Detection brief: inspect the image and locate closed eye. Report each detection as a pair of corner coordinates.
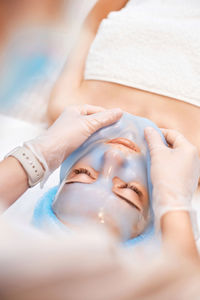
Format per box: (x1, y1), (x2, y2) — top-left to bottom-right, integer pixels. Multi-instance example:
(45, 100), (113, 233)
(113, 182), (144, 212)
(121, 183), (143, 198)
(116, 194), (141, 211)
(65, 167), (98, 184)
(73, 168), (94, 179)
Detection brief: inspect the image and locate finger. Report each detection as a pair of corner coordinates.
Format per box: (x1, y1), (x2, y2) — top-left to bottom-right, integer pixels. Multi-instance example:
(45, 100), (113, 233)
(85, 108), (123, 132)
(76, 104), (106, 115)
(161, 129), (189, 148)
(144, 127), (165, 153)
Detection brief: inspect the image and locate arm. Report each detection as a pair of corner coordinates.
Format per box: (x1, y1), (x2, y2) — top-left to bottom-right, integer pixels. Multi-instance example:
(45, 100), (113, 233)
(0, 157), (29, 209)
(145, 128), (200, 261)
(48, 0), (128, 122)
(0, 106), (122, 210)
(161, 211), (198, 260)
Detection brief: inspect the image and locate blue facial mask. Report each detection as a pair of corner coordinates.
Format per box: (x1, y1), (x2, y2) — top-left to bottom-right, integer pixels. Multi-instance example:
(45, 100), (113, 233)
(52, 113), (163, 242)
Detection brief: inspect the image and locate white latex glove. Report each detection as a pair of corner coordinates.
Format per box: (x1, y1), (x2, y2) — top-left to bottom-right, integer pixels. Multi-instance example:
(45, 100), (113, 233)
(25, 105), (122, 183)
(144, 127), (200, 223)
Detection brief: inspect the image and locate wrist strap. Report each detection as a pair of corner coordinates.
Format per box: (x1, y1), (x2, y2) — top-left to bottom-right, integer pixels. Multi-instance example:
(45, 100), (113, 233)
(6, 146), (45, 187)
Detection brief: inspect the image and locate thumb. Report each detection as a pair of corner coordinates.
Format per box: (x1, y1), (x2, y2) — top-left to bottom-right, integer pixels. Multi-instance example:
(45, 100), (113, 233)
(85, 108), (123, 133)
(144, 127), (165, 153)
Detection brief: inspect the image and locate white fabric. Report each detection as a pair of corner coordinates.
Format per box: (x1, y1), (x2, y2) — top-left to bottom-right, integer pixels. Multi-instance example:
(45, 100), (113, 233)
(85, 0), (200, 107)
(0, 114), (43, 154)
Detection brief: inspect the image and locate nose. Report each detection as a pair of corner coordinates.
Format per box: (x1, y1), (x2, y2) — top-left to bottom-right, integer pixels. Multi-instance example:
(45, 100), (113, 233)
(102, 149), (125, 179)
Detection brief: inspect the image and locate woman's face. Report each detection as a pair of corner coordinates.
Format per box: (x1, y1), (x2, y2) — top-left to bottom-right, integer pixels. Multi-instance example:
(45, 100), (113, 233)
(53, 120), (151, 241)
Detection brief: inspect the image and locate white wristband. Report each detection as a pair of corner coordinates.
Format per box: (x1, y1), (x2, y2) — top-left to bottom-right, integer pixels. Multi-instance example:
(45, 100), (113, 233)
(6, 146), (45, 187)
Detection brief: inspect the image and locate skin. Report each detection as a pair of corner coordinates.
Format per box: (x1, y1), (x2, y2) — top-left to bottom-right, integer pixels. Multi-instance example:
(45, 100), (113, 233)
(0, 0), (63, 27)
(161, 211), (199, 261)
(0, 157), (29, 209)
(47, 0), (200, 156)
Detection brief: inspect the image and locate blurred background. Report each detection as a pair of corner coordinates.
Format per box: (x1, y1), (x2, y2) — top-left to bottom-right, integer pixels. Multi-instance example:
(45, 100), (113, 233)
(0, 0), (96, 127)
(0, 0), (97, 220)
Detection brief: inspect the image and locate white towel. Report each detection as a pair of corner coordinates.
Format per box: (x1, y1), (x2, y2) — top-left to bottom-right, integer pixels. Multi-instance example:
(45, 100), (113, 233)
(85, 0), (200, 107)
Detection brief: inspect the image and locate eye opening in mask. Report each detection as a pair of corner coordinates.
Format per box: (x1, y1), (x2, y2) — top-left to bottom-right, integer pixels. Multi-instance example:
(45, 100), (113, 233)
(112, 177), (147, 213)
(120, 183), (143, 197)
(65, 166), (99, 184)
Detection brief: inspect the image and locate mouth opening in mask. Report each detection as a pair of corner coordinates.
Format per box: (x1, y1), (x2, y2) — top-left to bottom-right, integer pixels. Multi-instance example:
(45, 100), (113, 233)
(106, 137), (141, 153)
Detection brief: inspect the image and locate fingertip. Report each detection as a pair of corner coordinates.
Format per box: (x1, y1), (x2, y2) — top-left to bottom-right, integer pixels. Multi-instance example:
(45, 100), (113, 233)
(144, 127), (164, 152)
(86, 108), (123, 132)
(111, 108), (123, 117)
(144, 127), (156, 138)
(88, 104), (105, 112)
(144, 128), (151, 145)
(160, 128), (167, 135)
(106, 108), (123, 122)
(159, 128), (186, 148)
(144, 126), (154, 133)
(80, 104), (106, 115)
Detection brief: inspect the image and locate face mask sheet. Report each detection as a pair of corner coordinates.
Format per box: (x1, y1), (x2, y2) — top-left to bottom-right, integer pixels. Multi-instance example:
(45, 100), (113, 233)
(32, 113), (164, 245)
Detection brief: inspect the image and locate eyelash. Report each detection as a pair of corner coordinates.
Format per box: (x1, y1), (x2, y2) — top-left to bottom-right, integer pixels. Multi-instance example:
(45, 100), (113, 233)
(73, 168), (92, 177)
(72, 170), (142, 197)
(121, 183), (142, 197)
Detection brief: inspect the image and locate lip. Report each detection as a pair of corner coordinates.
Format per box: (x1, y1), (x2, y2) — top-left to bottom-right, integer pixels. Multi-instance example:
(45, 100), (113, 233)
(106, 138), (140, 153)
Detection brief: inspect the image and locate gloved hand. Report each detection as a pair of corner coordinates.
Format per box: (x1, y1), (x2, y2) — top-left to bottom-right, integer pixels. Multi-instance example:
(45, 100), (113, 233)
(144, 127), (200, 224)
(25, 105), (122, 183)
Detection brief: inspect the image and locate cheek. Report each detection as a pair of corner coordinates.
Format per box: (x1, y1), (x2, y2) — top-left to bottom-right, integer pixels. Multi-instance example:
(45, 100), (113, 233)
(117, 201), (149, 238)
(53, 184), (148, 240)
(53, 186), (102, 216)
(103, 198), (148, 240)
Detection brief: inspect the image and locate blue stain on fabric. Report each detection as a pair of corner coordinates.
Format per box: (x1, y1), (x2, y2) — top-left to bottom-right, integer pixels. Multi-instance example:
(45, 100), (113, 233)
(0, 54), (49, 108)
(32, 186), (68, 234)
(124, 222), (155, 247)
